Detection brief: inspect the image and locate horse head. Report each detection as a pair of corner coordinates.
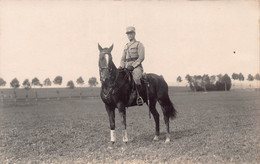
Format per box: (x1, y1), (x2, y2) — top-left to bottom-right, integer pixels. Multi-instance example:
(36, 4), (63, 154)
(98, 44), (114, 84)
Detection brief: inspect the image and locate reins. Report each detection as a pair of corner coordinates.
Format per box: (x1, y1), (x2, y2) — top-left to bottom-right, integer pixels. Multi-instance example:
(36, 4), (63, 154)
(102, 69), (130, 98)
(111, 69), (130, 95)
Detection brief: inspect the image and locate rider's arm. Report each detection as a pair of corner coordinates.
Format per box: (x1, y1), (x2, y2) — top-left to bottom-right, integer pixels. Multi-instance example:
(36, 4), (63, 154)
(132, 42), (145, 68)
(120, 47), (127, 68)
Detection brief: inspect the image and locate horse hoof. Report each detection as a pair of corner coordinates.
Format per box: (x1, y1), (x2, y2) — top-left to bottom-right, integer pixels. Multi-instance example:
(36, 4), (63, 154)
(165, 138), (170, 143)
(153, 136), (159, 141)
(108, 142), (115, 149)
(123, 138), (128, 143)
(123, 142), (128, 148)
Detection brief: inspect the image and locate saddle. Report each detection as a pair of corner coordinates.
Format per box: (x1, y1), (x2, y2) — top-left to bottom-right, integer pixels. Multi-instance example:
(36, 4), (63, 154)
(127, 73), (149, 107)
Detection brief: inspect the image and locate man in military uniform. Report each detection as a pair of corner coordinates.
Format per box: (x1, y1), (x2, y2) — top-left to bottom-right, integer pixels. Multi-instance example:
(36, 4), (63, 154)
(119, 26), (145, 90)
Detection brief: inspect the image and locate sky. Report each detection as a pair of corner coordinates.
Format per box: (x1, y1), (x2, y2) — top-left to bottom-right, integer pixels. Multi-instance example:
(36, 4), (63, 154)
(0, 0), (259, 87)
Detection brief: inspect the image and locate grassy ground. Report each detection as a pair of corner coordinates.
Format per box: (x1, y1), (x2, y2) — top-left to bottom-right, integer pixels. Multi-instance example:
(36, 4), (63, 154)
(0, 89), (259, 163)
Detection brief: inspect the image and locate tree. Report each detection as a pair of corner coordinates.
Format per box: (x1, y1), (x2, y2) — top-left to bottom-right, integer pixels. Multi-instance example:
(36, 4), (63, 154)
(10, 78), (20, 88)
(53, 76), (63, 85)
(67, 80), (75, 89)
(247, 74), (254, 88)
(185, 74), (192, 86)
(176, 76), (182, 85)
(215, 74), (232, 91)
(232, 73), (239, 87)
(88, 77), (98, 87)
(32, 77), (42, 87)
(210, 75), (216, 84)
(232, 73), (239, 81)
(76, 76), (84, 99)
(255, 73), (260, 81)
(193, 75), (203, 91)
(238, 73), (244, 81)
(202, 74), (210, 91)
(255, 73), (260, 89)
(247, 74), (254, 81)
(22, 79), (31, 90)
(22, 79), (31, 100)
(185, 74), (192, 83)
(207, 75), (217, 90)
(238, 73), (244, 88)
(53, 76), (62, 100)
(0, 78), (6, 87)
(43, 78), (52, 87)
(76, 76), (85, 86)
(185, 74), (232, 92)
(185, 74), (195, 91)
(215, 74), (223, 90)
(217, 74), (223, 81)
(43, 78), (51, 100)
(222, 74), (232, 91)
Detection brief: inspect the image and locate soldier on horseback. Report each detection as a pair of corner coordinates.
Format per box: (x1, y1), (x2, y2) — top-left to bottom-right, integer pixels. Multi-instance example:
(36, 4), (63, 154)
(119, 26), (145, 105)
(98, 40), (176, 144)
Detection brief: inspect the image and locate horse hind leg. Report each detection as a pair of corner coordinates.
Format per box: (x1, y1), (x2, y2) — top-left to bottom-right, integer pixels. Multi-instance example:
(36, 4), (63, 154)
(158, 100), (170, 143)
(163, 111), (171, 143)
(158, 97), (176, 143)
(149, 99), (160, 141)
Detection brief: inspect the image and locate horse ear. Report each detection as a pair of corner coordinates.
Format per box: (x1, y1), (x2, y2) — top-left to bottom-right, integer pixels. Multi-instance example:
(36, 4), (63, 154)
(108, 44), (113, 52)
(98, 43), (103, 52)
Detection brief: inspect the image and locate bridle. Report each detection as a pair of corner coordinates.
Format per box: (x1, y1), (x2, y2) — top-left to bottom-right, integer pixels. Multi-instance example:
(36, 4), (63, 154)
(99, 66), (113, 82)
(99, 52), (113, 82)
(99, 52), (131, 100)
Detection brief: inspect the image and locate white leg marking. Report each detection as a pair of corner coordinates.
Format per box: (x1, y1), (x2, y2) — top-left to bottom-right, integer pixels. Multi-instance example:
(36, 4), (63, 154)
(153, 135), (159, 141)
(122, 130), (128, 142)
(110, 130), (116, 142)
(165, 137), (170, 143)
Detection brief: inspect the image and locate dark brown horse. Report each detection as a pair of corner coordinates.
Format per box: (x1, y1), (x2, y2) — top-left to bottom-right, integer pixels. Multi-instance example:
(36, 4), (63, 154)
(98, 44), (176, 144)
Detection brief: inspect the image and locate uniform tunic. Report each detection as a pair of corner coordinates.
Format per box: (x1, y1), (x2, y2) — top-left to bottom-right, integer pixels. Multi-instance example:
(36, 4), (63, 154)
(120, 40), (145, 85)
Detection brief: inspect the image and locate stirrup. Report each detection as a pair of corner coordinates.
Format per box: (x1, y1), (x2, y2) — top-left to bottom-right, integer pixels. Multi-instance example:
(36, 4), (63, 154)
(135, 83), (143, 106)
(136, 96), (144, 106)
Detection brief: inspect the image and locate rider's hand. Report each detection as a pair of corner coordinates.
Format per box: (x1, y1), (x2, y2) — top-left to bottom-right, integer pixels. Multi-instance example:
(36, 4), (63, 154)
(127, 65), (134, 71)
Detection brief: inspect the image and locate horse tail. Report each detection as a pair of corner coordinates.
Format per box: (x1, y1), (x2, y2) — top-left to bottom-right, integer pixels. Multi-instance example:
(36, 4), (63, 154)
(162, 96), (177, 120)
(156, 76), (177, 120)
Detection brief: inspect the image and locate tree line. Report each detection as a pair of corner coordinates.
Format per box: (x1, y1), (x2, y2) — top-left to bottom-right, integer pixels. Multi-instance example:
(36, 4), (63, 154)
(176, 73), (260, 91)
(0, 76), (99, 89)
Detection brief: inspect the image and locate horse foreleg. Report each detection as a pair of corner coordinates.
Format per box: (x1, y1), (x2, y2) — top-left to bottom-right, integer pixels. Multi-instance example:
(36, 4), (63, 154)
(118, 104), (128, 143)
(105, 104), (116, 143)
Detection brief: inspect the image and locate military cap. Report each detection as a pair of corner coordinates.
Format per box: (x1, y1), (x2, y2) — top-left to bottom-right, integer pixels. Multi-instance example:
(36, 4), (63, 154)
(126, 26), (136, 34)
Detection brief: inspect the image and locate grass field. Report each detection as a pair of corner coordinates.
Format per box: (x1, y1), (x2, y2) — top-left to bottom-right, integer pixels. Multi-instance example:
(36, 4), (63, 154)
(0, 88), (259, 163)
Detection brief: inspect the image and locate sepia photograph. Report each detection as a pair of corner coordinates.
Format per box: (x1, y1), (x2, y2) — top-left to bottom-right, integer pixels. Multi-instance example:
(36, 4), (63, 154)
(0, 0), (259, 163)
